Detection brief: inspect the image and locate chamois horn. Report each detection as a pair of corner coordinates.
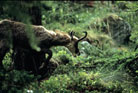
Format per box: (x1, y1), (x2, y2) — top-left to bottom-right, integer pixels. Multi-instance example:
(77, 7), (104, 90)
(75, 31), (87, 55)
(77, 31), (87, 42)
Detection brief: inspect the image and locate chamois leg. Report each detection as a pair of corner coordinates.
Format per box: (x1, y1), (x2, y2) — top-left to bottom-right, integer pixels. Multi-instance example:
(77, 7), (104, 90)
(39, 49), (52, 70)
(45, 49), (52, 64)
(29, 50), (46, 75)
(38, 49), (52, 81)
(13, 48), (41, 74)
(12, 48), (28, 70)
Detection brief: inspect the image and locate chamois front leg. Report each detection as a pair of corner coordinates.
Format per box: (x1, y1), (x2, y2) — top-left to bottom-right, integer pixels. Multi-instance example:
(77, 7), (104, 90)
(45, 49), (52, 63)
(39, 49), (52, 70)
(38, 49), (52, 80)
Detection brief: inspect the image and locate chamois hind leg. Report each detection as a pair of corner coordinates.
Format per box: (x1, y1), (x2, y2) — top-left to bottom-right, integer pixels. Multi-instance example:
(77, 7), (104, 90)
(0, 40), (9, 69)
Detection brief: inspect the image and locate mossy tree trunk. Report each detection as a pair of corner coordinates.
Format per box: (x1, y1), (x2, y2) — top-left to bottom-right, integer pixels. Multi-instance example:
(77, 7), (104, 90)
(12, 3), (46, 76)
(0, 1), (47, 77)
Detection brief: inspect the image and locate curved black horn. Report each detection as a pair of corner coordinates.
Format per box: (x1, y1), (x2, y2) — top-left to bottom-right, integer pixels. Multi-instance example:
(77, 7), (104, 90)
(77, 31), (87, 42)
(74, 31), (87, 55)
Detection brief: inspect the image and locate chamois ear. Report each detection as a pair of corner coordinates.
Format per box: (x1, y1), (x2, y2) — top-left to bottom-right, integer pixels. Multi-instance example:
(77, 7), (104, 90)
(69, 31), (75, 40)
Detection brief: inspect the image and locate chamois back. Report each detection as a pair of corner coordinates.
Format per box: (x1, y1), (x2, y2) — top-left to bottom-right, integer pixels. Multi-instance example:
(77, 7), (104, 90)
(0, 19), (73, 49)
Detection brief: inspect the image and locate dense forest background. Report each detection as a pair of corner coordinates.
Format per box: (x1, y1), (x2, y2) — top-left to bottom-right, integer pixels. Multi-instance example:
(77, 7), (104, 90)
(0, 1), (138, 92)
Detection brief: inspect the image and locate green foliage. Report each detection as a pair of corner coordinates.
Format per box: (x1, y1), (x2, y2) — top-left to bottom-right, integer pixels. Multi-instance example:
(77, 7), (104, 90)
(39, 71), (125, 93)
(130, 27), (138, 42)
(1, 1), (138, 92)
(42, 1), (112, 33)
(42, 1), (88, 24)
(0, 70), (37, 92)
(2, 50), (13, 70)
(116, 2), (138, 47)
(50, 41), (138, 92)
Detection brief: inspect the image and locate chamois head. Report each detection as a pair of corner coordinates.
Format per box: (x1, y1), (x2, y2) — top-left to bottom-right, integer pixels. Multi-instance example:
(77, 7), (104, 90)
(66, 31), (87, 56)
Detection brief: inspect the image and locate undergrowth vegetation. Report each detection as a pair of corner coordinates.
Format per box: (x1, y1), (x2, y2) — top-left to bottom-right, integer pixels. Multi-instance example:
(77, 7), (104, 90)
(0, 1), (138, 92)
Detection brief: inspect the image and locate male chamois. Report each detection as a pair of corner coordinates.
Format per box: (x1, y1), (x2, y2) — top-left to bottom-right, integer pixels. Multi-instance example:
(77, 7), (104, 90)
(0, 19), (87, 69)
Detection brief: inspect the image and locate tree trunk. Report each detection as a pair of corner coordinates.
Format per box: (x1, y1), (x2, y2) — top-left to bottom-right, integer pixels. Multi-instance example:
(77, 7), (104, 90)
(29, 6), (42, 25)
(12, 2), (47, 78)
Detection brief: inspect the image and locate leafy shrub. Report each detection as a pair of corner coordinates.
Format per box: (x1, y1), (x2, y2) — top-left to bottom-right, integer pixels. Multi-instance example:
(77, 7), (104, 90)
(0, 70), (37, 92)
(40, 71), (125, 93)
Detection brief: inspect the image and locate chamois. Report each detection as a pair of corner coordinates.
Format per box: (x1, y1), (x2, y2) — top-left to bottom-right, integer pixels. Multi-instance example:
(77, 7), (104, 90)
(0, 19), (87, 69)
